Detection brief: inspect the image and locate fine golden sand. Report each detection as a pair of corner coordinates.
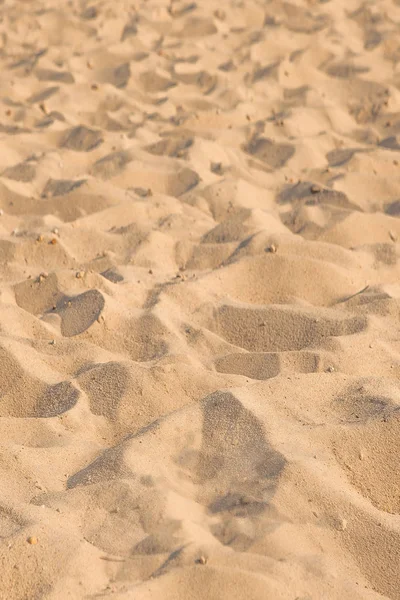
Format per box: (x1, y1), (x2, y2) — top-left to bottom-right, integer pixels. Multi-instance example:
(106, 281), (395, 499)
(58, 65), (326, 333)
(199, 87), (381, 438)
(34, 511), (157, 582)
(0, 0), (399, 598)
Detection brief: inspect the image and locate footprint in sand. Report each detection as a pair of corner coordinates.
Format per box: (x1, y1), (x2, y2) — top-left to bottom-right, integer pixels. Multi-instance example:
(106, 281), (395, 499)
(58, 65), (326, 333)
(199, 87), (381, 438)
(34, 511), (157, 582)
(56, 289), (105, 337)
(61, 125), (103, 151)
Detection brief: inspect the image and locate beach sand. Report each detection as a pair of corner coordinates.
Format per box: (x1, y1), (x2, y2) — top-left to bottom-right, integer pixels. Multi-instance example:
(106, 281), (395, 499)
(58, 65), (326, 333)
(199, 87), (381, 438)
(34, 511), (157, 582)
(0, 0), (399, 598)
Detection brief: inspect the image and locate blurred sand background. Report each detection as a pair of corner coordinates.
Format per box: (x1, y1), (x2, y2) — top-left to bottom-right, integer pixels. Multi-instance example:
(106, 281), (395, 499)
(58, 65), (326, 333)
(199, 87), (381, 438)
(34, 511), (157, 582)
(0, 0), (399, 598)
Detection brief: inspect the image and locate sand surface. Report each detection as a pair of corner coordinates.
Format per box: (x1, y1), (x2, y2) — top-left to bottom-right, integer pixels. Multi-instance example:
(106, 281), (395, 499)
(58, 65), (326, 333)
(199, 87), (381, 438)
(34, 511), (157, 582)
(0, 0), (399, 598)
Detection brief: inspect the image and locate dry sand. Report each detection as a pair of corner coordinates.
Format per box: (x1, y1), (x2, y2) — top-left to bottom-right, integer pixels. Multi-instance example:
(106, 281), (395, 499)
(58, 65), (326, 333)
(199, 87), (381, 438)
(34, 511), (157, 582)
(0, 0), (399, 598)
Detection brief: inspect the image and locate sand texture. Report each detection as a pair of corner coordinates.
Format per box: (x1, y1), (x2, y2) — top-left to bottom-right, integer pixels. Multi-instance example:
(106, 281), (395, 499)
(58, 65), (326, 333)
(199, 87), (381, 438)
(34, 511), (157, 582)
(0, 0), (399, 598)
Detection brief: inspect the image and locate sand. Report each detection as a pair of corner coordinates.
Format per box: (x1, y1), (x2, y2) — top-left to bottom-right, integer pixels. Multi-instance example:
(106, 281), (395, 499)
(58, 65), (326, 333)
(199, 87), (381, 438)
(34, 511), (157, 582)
(0, 0), (399, 598)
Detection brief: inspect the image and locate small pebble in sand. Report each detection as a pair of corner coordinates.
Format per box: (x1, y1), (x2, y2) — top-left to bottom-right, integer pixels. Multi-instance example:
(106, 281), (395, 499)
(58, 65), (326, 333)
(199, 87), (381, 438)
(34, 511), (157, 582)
(0, 209), (3, 216)
(50, 238), (57, 245)
(39, 272), (48, 283)
(214, 9), (226, 20)
(27, 536), (38, 545)
(266, 244), (277, 253)
(311, 184), (321, 194)
(76, 271), (85, 279)
(37, 234), (44, 243)
(197, 556), (207, 565)
(326, 366), (335, 372)
(49, 340), (56, 345)
(52, 228), (59, 235)
(211, 162), (224, 175)
(389, 230), (397, 242)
